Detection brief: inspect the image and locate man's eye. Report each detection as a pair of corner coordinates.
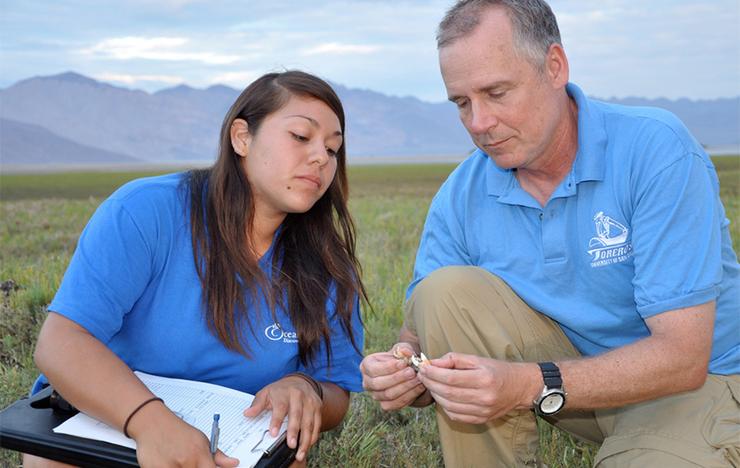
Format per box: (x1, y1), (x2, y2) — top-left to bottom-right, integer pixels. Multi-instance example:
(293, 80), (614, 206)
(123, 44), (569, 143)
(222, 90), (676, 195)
(291, 132), (309, 142)
(455, 100), (468, 109)
(489, 91), (506, 99)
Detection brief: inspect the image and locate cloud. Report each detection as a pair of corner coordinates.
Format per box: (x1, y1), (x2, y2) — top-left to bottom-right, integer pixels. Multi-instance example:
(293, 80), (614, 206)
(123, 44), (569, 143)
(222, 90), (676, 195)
(301, 42), (381, 56)
(80, 36), (240, 65)
(94, 72), (185, 85)
(208, 71), (260, 88)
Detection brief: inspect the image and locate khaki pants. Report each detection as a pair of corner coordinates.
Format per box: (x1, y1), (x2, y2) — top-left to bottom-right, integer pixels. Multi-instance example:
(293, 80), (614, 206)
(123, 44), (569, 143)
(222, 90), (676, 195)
(405, 266), (740, 467)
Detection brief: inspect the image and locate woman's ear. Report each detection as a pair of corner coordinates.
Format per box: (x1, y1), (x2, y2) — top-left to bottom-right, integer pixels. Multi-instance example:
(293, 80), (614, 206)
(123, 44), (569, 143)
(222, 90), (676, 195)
(230, 118), (251, 157)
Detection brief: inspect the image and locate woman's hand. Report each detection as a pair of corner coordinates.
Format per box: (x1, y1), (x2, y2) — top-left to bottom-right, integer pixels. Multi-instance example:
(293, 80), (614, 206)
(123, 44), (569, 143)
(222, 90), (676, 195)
(129, 400), (239, 467)
(243, 374), (323, 463)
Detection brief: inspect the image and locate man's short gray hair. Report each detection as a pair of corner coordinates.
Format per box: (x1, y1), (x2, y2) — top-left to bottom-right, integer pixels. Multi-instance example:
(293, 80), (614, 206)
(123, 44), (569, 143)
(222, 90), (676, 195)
(437, 0), (562, 68)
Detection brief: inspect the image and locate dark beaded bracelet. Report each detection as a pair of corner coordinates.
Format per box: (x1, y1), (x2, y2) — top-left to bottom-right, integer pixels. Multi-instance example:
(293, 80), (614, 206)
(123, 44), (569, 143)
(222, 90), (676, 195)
(285, 372), (324, 401)
(122, 397), (164, 438)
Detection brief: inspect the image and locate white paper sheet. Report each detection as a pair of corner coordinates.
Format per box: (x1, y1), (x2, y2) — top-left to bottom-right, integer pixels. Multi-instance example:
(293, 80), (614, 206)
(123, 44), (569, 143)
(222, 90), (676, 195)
(53, 371), (287, 467)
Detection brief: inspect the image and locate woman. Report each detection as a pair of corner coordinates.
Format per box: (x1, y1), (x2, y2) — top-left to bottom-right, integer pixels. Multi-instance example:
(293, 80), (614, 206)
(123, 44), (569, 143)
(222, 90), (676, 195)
(27, 70), (367, 467)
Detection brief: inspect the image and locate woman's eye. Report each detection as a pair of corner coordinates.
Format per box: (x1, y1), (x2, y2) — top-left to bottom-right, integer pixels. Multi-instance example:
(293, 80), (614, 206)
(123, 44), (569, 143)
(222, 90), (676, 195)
(291, 132), (309, 142)
(326, 147), (338, 158)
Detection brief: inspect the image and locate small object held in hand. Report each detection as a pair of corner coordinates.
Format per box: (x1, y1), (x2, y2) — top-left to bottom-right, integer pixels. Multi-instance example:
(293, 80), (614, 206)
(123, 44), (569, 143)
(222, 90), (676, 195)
(393, 348), (429, 372)
(210, 413), (220, 455)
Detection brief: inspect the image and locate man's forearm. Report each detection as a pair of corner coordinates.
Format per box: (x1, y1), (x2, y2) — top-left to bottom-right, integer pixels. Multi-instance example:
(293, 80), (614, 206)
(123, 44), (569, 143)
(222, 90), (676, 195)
(546, 303), (714, 410)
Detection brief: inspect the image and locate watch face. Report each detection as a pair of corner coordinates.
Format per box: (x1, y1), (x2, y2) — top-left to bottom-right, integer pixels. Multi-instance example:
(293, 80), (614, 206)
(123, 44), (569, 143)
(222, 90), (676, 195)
(539, 393), (564, 414)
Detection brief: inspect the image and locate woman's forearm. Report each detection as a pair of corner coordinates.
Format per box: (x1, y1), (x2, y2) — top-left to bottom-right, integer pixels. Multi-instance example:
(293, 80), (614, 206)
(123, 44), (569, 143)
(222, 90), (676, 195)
(34, 312), (157, 433)
(318, 382), (350, 430)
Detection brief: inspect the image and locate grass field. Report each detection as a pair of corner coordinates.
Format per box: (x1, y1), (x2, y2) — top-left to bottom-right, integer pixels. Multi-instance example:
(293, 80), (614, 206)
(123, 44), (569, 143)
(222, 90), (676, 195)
(1, 156), (738, 467)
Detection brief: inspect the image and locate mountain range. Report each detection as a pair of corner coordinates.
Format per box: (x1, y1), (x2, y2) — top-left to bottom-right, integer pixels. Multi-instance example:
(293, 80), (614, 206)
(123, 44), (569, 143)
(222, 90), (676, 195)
(1, 72), (738, 166)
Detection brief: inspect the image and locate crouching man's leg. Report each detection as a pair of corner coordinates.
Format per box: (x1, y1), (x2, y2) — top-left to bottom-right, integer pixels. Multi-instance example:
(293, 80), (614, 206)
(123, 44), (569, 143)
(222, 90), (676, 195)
(593, 373), (740, 467)
(405, 266), (603, 467)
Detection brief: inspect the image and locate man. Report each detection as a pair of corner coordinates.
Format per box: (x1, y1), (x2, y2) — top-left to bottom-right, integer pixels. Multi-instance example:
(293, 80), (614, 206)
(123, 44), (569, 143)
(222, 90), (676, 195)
(360, 0), (740, 466)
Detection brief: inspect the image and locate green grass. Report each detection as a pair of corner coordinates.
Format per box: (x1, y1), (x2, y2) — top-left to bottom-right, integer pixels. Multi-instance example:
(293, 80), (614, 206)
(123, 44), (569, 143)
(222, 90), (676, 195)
(1, 156), (738, 466)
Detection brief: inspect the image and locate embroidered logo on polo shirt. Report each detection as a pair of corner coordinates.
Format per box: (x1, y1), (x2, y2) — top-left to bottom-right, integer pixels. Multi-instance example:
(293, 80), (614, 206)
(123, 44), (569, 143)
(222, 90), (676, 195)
(587, 212), (633, 267)
(264, 323), (298, 344)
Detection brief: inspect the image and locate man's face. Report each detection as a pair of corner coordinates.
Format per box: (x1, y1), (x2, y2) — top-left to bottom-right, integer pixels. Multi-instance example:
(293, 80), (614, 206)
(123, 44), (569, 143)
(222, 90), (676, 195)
(439, 7), (566, 171)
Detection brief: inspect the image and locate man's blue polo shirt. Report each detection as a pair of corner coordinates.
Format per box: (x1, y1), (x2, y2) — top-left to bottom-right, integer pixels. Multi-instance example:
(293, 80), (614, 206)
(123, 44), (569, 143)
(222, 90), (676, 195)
(408, 83), (739, 375)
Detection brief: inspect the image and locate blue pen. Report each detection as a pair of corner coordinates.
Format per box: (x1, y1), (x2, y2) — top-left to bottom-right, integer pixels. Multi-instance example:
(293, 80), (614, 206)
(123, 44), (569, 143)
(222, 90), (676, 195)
(209, 414), (220, 455)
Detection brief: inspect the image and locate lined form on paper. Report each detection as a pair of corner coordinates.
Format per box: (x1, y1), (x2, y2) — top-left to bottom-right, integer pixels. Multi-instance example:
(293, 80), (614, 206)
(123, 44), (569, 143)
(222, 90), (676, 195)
(53, 371), (287, 467)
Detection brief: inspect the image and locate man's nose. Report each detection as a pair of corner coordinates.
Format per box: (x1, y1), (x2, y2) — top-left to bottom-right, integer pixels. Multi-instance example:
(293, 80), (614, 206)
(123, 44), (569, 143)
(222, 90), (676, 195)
(467, 101), (498, 135)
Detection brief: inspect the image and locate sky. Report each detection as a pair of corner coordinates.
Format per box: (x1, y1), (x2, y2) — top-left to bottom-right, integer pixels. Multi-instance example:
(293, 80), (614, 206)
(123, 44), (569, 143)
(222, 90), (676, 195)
(1, 0), (739, 102)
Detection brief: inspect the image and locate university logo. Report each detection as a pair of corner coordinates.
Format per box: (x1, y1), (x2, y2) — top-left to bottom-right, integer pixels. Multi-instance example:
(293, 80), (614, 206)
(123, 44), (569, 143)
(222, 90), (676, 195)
(587, 212), (633, 267)
(264, 323), (298, 344)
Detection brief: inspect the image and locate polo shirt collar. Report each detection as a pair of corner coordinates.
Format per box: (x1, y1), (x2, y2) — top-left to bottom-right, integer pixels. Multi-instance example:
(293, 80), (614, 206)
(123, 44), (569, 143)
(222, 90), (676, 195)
(485, 82), (607, 201)
(569, 83), (607, 184)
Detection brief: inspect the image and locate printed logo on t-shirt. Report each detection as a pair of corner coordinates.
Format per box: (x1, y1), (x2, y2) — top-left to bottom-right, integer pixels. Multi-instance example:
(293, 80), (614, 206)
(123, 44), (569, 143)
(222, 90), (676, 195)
(264, 323), (298, 344)
(587, 212), (633, 267)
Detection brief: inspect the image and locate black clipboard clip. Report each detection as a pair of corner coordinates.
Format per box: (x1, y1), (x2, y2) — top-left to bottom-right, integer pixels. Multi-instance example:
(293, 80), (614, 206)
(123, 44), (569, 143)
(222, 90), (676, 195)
(251, 429), (287, 456)
(29, 386), (78, 415)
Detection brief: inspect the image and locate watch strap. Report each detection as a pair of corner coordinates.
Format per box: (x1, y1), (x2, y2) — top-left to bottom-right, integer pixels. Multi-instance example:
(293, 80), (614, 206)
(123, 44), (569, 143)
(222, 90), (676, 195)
(537, 362), (563, 389)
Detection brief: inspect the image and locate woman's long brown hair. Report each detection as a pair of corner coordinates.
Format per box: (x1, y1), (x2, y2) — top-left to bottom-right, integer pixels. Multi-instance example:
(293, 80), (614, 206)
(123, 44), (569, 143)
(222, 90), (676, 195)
(185, 71), (367, 366)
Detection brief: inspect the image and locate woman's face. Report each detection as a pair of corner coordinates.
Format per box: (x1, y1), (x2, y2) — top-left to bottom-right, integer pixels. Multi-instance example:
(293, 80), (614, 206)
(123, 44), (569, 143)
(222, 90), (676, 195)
(235, 95), (342, 221)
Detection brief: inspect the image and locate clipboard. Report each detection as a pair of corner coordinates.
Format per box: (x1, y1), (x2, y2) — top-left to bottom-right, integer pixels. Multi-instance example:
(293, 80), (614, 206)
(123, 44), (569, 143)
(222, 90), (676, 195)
(0, 387), (296, 467)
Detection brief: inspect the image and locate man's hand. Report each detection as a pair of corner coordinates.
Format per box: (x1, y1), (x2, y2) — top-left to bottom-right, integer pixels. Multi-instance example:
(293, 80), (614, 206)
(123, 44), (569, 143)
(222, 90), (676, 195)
(418, 353), (541, 424)
(360, 343), (429, 410)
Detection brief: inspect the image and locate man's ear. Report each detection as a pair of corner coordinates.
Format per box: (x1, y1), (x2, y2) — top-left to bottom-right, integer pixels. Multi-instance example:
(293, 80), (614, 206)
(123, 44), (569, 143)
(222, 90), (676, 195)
(230, 118), (251, 157)
(545, 43), (569, 89)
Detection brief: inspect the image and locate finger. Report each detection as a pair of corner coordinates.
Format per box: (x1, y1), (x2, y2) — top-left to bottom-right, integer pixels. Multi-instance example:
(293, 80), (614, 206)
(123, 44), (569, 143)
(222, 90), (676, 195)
(430, 390), (488, 417)
(364, 366), (417, 393)
(390, 342), (416, 358)
(244, 392), (268, 417)
(429, 352), (478, 370)
(371, 371), (423, 402)
(295, 399), (316, 461)
(380, 381), (427, 411)
(309, 404), (322, 447)
(285, 392), (303, 448)
(419, 362), (480, 388)
(360, 353), (409, 379)
(214, 449), (240, 467)
(269, 398), (289, 438)
(428, 353), (456, 369)
(418, 371), (460, 402)
(194, 444), (218, 468)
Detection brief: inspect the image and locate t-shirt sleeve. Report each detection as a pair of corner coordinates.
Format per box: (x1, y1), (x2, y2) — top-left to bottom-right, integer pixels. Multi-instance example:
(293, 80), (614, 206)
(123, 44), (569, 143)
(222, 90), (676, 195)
(630, 152), (723, 317)
(49, 197), (155, 343)
(297, 295), (364, 393)
(406, 186), (471, 300)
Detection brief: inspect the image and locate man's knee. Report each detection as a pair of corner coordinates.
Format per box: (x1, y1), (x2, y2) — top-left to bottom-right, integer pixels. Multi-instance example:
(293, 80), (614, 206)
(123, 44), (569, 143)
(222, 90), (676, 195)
(409, 265), (536, 329)
(409, 265), (505, 313)
(405, 266), (534, 358)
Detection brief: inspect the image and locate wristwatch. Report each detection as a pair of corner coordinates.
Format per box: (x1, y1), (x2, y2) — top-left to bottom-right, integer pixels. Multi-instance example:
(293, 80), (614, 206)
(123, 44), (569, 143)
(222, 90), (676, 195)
(534, 362), (566, 416)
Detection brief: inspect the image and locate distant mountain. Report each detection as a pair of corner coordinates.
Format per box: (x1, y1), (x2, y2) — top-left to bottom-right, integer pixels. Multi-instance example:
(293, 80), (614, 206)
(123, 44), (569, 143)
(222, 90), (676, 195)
(600, 96), (740, 148)
(0, 71), (737, 167)
(0, 117), (141, 165)
(0, 72), (219, 162)
(332, 83), (472, 156)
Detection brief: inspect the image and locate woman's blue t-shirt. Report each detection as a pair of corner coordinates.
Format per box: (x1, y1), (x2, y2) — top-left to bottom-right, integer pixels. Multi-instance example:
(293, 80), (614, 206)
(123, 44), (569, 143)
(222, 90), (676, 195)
(39, 173), (364, 394)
